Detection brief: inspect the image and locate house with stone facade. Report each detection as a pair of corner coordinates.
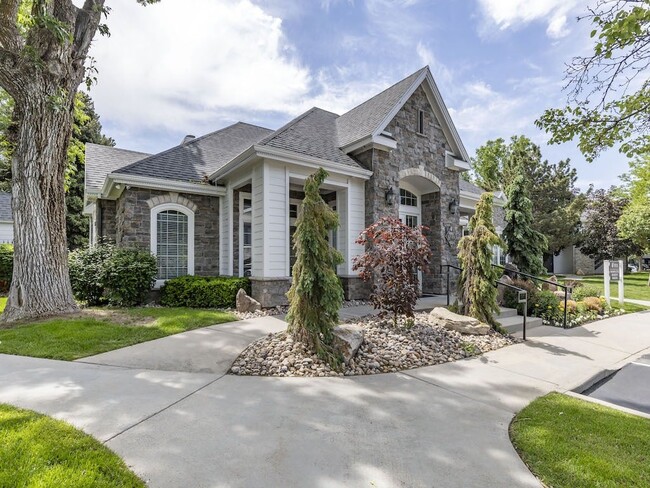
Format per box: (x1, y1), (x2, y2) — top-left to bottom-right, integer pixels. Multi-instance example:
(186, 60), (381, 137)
(85, 66), (486, 307)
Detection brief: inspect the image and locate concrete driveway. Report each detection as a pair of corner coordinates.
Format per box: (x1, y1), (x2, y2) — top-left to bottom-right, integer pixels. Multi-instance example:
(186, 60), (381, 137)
(1, 311), (650, 487)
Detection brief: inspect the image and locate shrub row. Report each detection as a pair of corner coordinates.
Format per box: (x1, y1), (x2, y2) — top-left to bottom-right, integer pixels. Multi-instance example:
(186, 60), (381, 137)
(0, 243), (13, 293)
(69, 244), (157, 306)
(160, 275), (251, 309)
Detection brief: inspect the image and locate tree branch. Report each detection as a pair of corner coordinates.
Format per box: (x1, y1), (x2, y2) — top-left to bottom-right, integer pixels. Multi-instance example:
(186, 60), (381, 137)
(0, 0), (22, 52)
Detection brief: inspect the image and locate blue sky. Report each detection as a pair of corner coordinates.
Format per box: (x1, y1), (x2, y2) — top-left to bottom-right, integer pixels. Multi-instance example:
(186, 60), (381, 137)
(88, 0), (629, 190)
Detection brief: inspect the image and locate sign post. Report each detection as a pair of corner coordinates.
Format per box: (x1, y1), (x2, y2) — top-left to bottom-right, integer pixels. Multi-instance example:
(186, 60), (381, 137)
(604, 260), (625, 306)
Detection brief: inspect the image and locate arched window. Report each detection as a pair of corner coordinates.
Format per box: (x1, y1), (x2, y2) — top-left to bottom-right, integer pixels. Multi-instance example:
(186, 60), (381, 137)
(150, 203), (195, 286)
(400, 188), (418, 207)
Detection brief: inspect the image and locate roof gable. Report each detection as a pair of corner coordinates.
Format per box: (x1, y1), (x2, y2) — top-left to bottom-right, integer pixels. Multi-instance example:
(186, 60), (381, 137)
(257, 108), (362, 169)
(85, 144), (150, 195)
(114, 123), (273, 183)
(336, 66), (469, 162)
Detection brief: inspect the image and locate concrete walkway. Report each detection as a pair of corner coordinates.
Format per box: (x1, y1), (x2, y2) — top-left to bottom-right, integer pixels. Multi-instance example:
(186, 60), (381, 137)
(1, 311), (649, 487)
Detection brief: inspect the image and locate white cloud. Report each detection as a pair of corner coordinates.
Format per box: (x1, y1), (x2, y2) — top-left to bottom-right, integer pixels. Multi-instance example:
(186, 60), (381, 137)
(476, 0), (585, 38)
(90, 0), (311, 135)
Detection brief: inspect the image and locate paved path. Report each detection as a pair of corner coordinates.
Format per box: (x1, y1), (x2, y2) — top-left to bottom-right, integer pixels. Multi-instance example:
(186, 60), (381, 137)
(1, 310), (649, 487)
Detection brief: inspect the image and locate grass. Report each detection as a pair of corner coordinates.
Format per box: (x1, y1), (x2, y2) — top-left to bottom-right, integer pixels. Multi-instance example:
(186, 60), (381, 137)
(0, 306), (236, 360)
(611, 301), (649, 313)
(510, 392), (650, 488)
(574, 272), (650, 302)
(0, 404), (144, 487)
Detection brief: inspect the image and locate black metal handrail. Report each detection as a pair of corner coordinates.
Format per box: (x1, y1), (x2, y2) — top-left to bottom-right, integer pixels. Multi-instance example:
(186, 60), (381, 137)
(440, 264), (462, 306)
(492, 264), (572, 329)
(495, 281), (528, 340)
(440, 263), (529, 340)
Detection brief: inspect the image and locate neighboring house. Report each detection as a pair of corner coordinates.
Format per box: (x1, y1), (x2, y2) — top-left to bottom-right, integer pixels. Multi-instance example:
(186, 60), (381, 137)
(84, 66), (474, 306)
(552, 246), (604, 275)
(0, 192), (13, 243)
(458, 179), (507, 265)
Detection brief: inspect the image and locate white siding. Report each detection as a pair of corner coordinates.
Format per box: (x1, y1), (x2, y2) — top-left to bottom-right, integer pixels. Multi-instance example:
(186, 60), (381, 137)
(347, 178), (365, 275)
(219, 189), (231, 275)
(263, 161), (288, 277)
(251, 163), (264, 277)
(0, 222), (13, 243)
(336, 189), (348, 275)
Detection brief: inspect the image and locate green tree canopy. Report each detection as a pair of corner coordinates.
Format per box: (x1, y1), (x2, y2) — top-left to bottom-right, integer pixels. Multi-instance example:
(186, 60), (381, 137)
(537, 0), (650, 161)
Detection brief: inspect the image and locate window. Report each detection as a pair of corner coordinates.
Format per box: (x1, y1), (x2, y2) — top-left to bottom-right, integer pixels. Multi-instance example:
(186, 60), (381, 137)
(400, 188), (418, 207)
(239, 192), (252, 277)
(417, 109), (425, 134)
(155, 210), (189, 280)
(289, 203), (298, 219)
(405, 215), (418, 228)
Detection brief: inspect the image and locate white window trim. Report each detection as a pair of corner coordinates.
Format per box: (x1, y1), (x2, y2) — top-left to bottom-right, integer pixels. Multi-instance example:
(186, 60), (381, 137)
(239, 192), (252, 278)
(150, 202), (195, 289)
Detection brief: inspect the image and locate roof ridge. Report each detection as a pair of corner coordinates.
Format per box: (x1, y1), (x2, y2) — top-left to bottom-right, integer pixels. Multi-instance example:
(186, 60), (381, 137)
(339, 66), (427, 118)
(258, 107), (321, 145)
(86, 143), (151, 156)
(113, 122), (259, 176)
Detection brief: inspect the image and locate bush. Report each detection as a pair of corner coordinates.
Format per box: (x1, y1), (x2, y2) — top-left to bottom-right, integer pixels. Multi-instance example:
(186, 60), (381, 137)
(560, 299), (578, 314)
(582, 296), (603, 312)
(354, 216), (432, 325)
(69, 243), (157, 306)
(532, 290), (561, 323)
(69, 244), (115, 305)
(503, 278), (539, 315)
(160, 275), (251, 308)
(102, 248), (157, 306)
(572, 284), (602, 301)
(0, 243), (13, 292)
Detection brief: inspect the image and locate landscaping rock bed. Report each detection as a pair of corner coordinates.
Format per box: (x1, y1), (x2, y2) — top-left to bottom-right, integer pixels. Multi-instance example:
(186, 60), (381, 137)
(231, 299), (371, 321)
(230, 312), (517, 377)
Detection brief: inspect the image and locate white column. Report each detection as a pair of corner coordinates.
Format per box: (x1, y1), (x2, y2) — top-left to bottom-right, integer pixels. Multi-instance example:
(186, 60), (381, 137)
(618, 259), (625, 305)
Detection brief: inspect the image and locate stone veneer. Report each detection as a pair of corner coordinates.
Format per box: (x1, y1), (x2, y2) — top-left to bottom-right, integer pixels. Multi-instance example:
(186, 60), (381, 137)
(354, 84), (461, 294)
(100, 187), (220, 276)
(98, 199), (117, 242)
(250, 278), (291, 308)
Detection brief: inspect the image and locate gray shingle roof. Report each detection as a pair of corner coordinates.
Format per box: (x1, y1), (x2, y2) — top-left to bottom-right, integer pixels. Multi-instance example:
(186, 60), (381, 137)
(336, 67), (427, 148)
(85, 144), (150, 195)
(258, 108), (362, 168)
(0, 192), (11, 221)
(115, 123), (273, 182)
(459, 179), (484, 196)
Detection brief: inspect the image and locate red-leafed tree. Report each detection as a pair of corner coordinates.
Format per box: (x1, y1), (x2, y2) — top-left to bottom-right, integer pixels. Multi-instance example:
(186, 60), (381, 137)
(353, 217), (432, 325)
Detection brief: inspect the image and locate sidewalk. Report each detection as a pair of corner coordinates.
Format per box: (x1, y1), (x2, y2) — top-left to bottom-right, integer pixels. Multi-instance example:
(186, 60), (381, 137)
(1, 310), (649, 487)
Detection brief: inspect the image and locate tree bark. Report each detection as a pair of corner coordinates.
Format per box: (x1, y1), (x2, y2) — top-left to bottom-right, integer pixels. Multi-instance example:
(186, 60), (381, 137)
(1, 81), (78, 322)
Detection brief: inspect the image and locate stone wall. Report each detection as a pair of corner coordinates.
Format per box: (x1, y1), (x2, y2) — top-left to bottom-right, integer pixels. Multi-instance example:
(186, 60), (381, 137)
(113, 187), (220, 276)
(354, 84), (461, 293)
(339, 276), (371, 300)
(98, 199), (117, 243)
(492, 205), (506, 231)
(573, 248), (597, 275)
(250, 278), (290, 308)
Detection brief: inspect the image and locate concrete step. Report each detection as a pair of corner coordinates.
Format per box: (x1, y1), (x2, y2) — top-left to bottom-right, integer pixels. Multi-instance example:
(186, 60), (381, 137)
(497, 307), (519, 319)
(498, 314), (544, 336)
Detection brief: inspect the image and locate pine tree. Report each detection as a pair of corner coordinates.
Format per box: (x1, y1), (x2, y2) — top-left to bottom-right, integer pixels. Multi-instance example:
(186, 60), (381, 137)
(286, 168), (344, 366)
(457, 193), (502, 328)
(503, 175), (548, 275)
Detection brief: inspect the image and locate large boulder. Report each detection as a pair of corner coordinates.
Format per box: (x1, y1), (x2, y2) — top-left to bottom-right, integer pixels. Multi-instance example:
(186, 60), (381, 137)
(236, 288), (261, 313)
(429, 307), (490, 335)
(332, 324), (364, 364)
(542, 275), (558, 292)
(497, 274), (513, 305)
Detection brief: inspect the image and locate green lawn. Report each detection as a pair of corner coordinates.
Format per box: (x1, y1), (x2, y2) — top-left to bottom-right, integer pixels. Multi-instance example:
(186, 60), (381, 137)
(510, 392), (650, 488)
(575, 272), (650, 302)
(0, 404), (144, 487)
(0, 306), (236, 360)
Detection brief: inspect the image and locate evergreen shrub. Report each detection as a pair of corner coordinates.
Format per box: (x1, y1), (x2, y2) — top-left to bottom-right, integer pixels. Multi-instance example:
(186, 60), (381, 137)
(0, 243), (13, 293)
(160, 275), (250, 309)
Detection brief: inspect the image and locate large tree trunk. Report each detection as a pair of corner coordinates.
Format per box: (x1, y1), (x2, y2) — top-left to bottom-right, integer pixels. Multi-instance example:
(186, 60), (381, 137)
(1, 83), (78, 322)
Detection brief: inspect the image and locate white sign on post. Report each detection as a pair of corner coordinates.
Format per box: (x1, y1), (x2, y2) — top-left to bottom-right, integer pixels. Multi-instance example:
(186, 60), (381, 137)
(604, 260), (625, 306)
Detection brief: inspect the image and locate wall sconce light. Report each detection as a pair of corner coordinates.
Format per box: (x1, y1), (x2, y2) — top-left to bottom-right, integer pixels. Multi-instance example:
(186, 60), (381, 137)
(448, 198), (458, 215)
(385, 187), (396, 206)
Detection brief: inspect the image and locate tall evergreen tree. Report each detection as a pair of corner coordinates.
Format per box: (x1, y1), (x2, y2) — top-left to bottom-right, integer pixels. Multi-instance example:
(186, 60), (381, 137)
(286, 168), (344, 366)
(503, 175), (548, 275)
(457, 193), (501, 328)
